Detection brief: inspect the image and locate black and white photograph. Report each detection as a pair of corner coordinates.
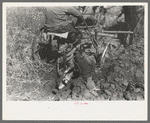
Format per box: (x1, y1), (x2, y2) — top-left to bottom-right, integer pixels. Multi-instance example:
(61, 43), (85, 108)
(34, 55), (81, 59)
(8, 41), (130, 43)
(3, 2), (148, 120)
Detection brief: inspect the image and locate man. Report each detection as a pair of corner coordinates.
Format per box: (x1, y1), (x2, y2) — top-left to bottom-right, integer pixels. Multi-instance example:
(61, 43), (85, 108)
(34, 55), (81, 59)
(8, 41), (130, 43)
(43, 6), (84, 44)
(40, 7), (98, 93)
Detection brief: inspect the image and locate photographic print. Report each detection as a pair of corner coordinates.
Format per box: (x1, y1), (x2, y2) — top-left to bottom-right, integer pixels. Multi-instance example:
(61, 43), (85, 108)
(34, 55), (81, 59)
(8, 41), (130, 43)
(3, 2), (148, 120)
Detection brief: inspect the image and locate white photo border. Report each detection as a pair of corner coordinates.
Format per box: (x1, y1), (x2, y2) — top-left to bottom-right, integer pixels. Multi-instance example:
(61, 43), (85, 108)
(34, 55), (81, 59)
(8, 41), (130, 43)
(2, 2), (148, 121)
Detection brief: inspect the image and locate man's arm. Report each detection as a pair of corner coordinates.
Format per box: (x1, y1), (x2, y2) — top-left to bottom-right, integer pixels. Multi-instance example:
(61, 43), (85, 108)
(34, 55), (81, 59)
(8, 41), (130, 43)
(66, 6), (85, 26)
(66, 7), (83, 18)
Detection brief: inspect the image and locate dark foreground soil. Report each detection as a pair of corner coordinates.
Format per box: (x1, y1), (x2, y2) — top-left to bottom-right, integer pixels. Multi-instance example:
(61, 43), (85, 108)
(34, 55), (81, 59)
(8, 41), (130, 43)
(7, 36), (144, 101)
